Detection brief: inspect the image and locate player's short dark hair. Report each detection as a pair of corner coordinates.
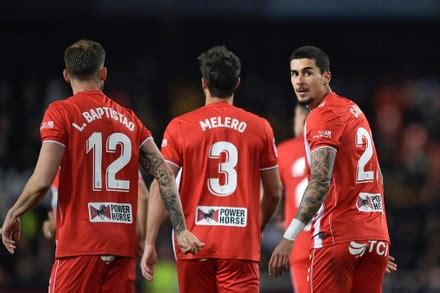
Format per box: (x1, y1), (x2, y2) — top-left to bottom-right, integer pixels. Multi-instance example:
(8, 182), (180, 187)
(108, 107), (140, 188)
(198, 46), (241, 98)
(290, 46), (330, 74)
(64, 39), (106, 80)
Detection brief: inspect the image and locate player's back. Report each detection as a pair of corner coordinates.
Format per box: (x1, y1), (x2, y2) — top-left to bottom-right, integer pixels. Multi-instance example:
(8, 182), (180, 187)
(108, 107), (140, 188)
(305, 93), (389, 248)
(41, 90), (150, 258)
(162, 101), (278, 261)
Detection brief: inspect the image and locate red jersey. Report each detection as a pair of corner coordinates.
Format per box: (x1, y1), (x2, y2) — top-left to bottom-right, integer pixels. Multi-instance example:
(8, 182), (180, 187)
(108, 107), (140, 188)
(161, 101), (278, 261)
(277, 137), (312, 263)
(305, 92), (389, 248)
(40, 90), (151, 258)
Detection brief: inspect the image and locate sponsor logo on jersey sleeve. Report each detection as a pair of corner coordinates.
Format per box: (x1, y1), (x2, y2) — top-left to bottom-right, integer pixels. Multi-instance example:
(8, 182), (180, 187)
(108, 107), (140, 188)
(312, 130), (332, 139)
(40, 121), (54, 130)
(195, 206), (247, 227)
(356, 193), (383, 212)
(88, 202), (133, 224)
(161, 139), (168, 147)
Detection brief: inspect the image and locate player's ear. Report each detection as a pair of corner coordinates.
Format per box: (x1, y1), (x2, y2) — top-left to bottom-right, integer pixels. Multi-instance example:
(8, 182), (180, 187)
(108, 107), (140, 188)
(323, 71), (331, 85)
(63, 69), (70, 83)
(201, 78), (208, 90)
(234, 77), (241, 90)
(99, 67), (108, 82)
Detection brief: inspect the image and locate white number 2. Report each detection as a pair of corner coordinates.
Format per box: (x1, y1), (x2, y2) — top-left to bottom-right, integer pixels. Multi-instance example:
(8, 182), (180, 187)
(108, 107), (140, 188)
(207, 141), (238, 196)
(86, 132), (132, 192)
(356, 127), (374, 182)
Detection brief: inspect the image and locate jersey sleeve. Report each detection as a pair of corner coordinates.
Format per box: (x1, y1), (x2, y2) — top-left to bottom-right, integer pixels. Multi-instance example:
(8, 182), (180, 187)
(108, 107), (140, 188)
(306, 107), (344, 151)
(260, 119), (278, 170)
(130, 112), (152, 148)
(40, 102), (68, 146)
(160, 119), (182, 168)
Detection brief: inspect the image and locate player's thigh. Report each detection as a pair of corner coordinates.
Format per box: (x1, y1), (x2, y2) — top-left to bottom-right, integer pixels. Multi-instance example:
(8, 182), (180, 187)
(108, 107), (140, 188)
(290, 258), (309, 293)
(49, 256), (106, 293)
(310, 244), (355, 293)
(176, 259), (217, 293)
(352, 241), (389, 293)
(216, 259), (259, 293)
(101, 256), (134, 293)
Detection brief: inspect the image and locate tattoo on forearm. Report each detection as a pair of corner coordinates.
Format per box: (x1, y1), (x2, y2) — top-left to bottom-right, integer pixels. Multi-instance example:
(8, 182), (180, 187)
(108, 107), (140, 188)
(296, 147), (336, 224)
(140, 150), (186, 233)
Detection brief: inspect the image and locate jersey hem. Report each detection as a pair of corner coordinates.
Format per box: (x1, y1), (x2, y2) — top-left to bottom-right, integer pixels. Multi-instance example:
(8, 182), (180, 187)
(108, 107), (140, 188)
(312, 237), (390, 249)
(55, 250), (135, 259)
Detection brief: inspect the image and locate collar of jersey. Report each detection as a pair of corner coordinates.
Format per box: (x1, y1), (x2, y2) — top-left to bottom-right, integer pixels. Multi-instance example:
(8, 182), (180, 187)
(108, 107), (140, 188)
(75, 90), (104, 96)
(204, 100), (232, 108)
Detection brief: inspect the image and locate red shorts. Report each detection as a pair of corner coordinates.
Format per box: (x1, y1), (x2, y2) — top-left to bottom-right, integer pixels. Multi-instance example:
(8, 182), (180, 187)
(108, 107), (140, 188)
(310, 240), (389, 293)
(176, 258), (259, 293)
(49, 255), (134, 293)
(290, 257), (309, 293)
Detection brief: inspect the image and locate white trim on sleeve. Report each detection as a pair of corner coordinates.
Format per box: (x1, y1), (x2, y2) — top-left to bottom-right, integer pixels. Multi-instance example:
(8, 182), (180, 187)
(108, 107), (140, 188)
(42, 140), (65, 148)
(165, 160), (181, 169)
(260, 165), (279, 171)
(139, 136), (153, 149)
(311, 145), (337, 154)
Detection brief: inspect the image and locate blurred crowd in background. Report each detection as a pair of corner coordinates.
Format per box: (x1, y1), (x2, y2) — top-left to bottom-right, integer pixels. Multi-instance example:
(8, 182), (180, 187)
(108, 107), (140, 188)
(1, 8), (440, 293)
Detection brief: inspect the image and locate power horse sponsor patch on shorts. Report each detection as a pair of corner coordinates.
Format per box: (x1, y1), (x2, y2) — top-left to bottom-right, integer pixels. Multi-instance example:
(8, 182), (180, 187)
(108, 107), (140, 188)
(195, 206), (247, 227)
(88, 202), (133, 224)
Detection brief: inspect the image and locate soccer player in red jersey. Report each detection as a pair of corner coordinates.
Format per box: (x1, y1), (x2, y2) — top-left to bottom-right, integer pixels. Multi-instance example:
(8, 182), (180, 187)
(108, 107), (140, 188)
(269, 46), (391, 292)
(277, 104), (311, 292)
(141, 46), (282, 293)
(1, 39), (203, 292)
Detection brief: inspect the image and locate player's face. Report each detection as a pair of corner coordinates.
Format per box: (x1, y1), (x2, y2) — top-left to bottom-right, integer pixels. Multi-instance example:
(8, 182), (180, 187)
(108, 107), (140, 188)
(290, 58), (330, 109)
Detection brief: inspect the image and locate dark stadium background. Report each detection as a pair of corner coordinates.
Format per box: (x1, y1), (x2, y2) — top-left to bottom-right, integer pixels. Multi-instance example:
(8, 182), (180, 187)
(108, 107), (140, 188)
(1, 1), (439, 292)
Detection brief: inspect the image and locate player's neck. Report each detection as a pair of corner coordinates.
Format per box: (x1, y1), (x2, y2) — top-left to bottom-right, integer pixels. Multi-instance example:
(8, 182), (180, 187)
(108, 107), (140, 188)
(308, 86), (332, 110)
(70, 79), (103, 95)
(205, 95), (234, 105)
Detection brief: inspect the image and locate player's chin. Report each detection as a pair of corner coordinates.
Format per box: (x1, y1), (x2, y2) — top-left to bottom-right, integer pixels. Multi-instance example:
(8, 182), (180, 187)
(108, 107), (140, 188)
(296, 95), (312, 106)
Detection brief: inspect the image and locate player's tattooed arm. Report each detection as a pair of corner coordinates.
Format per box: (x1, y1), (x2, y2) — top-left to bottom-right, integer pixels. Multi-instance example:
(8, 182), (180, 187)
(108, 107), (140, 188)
(295, 147), (336, 225)
(140, 141), (186, 234)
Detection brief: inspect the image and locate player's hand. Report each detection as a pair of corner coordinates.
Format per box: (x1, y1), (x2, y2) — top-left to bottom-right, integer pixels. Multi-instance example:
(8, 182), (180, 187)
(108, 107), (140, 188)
(141, 244), (158, 282)
(175, 229), (205, 255)
(268, 238), (294, 277)
(386, 255), (397, 273)
(1, 212), (21, 254)
(42, 211), (56, 240)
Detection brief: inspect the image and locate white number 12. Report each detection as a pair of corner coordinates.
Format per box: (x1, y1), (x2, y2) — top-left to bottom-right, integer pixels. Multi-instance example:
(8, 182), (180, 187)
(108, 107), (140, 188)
(86, 132), (132, 192)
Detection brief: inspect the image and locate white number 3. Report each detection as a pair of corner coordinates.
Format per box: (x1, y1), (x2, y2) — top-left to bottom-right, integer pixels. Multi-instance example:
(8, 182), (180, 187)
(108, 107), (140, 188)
(207, 141), (238, 196)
